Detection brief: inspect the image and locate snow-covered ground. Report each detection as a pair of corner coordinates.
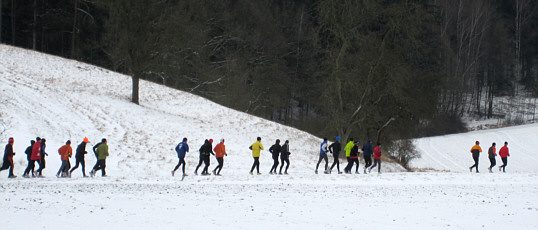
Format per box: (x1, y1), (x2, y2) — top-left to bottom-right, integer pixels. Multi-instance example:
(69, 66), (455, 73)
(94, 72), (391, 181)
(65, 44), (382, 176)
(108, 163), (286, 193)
(1, 45), (537, 229)
(412, 123), (538, 173)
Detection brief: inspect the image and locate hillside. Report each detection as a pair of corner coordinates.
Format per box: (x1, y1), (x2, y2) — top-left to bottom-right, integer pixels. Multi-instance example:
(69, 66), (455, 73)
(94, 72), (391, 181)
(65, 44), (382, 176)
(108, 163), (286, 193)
(1, 45), (537, 230)
(0, 44), (404, 179)
(412, 123), (538, 173)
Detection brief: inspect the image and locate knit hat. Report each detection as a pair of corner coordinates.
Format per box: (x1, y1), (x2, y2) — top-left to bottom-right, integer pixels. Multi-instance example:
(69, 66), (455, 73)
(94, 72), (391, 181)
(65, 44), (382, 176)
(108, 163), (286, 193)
(83, 137), (89, 143)
(336, 136), (340, 141)
(209, 139), (213, 143)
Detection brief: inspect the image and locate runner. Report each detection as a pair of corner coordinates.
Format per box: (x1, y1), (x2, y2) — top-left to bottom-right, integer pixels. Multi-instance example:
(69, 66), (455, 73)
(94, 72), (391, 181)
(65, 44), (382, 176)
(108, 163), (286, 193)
(328, 136), (342, 174)
(498, 142), (510, 172)
(0, 137), (16, 178)
(22, 140), (35, 177)
(212, 139), (227, 176)
(349, 141), (360, 174)
(315, 138), (329, 174)
(70, 137), (89, 177)
(172, 137), (189, 176)
(487, 142), (496, 173)
(369, 142), (382, 174)
(362, 140), (373, 174)
(90, 138), (109, 177)
(249, 137), (264, 175)
(56, 140), (72, 178)
(343, 138), (354, 174)
(469, 141), (482, 173)
(269, 139), (281, 175)
(279, 140), (290, 175)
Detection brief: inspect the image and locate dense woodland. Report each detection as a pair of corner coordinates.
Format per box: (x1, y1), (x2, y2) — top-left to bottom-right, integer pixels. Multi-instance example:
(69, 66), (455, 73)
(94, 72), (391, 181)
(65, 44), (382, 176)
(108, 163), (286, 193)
(1, 0), (538, 145)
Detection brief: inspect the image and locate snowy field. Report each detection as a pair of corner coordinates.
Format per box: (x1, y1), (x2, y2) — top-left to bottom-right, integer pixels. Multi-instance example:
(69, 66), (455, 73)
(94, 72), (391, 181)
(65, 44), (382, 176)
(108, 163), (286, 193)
(412, 123), (538, 173)
(1, 45), (537, 229)
(3, 173), (538, 229)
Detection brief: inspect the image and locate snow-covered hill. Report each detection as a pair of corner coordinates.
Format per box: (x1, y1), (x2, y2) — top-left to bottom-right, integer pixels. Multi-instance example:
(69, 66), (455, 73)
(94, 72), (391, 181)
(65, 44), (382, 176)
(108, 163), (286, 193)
(1, 45), (537, 230)
(412, 123), (538, 173)
(0, 45), (405, 179)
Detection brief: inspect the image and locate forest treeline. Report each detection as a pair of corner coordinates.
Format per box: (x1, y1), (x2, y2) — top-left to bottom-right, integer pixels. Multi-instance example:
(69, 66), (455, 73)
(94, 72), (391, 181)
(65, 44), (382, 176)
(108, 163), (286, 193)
(1, 0), (537, 145)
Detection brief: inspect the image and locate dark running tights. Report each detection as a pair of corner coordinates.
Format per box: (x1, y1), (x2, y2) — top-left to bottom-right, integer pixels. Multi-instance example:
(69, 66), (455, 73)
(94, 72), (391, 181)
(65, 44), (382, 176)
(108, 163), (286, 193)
(0, 160), (14, 176)
(202, 155), (210, 174)
(23, 160), (36, 175)
(351, 158), (359, 172)
(470, 153), (479, 172)
(250, 157), (260, 173)
(489, 157), (496, 169)
(316, 154), (328, 171)
(92, 159), (106, 176)
(213, 157), (224, 174)
(70, 158), (86, 176)
(173, 158), (186, 174)
(364, 156), (372, 169)
(279, 158), (289, 173)
(37, 158), (46, 175)
(330, 154), (339, 172)
(370, 159), (381, 173)
(270, 158), (279, 173)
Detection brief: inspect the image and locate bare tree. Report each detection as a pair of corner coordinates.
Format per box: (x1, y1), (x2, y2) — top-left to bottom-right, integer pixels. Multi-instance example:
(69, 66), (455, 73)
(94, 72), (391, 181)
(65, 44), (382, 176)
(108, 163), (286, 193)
(316, 1), (439, 142)
(101, 1), (170, 105)
(10, 0), (15, 44)
(436, 0), (493, 117)
(70, 0), (78, 58)
(1, 0), (3, 43)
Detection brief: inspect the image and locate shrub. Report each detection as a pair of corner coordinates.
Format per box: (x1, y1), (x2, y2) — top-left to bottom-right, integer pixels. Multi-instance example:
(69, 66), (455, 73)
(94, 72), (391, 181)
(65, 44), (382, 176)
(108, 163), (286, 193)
(386, 139), (420, 170)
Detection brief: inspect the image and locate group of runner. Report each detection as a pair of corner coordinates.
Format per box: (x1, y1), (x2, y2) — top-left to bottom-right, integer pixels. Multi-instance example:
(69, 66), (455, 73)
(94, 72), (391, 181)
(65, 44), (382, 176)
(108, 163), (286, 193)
(171, 137), (230, 176)
(316, 137), (382, 175)
(1, 137), (513, 179)
(171, 137), (291, 177)
(469, 141), (511, 173)
(0, 137), (109, 178)
(171, 136), (380, 177)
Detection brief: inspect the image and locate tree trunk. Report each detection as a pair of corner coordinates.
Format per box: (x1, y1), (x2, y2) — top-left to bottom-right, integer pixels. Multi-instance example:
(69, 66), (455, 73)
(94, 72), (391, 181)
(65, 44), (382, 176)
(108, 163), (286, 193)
(0, 0), (3, 43)
(10, 0), (14, 44)
(376, 117), (395, 144)
(132, 76), (139, 105)
(71, 0), (78, 58)
(532, 98), (536, 121)
(487, 82), (493, 118)
(32, 0), (36, 50)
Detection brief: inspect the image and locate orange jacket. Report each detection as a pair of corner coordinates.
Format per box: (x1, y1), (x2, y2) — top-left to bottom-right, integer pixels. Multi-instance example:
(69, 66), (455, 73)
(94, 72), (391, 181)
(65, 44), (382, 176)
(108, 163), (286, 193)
(58, 144), (72, 160)
(470, 145), (482, 154)
(213, 143), (227, 158)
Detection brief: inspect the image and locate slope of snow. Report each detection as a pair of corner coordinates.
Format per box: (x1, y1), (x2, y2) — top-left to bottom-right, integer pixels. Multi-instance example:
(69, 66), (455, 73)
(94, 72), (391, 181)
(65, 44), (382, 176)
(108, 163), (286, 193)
(1, 45), (537, 229)
(0, 45), (404, 178)
(412, 123), (538, 173)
